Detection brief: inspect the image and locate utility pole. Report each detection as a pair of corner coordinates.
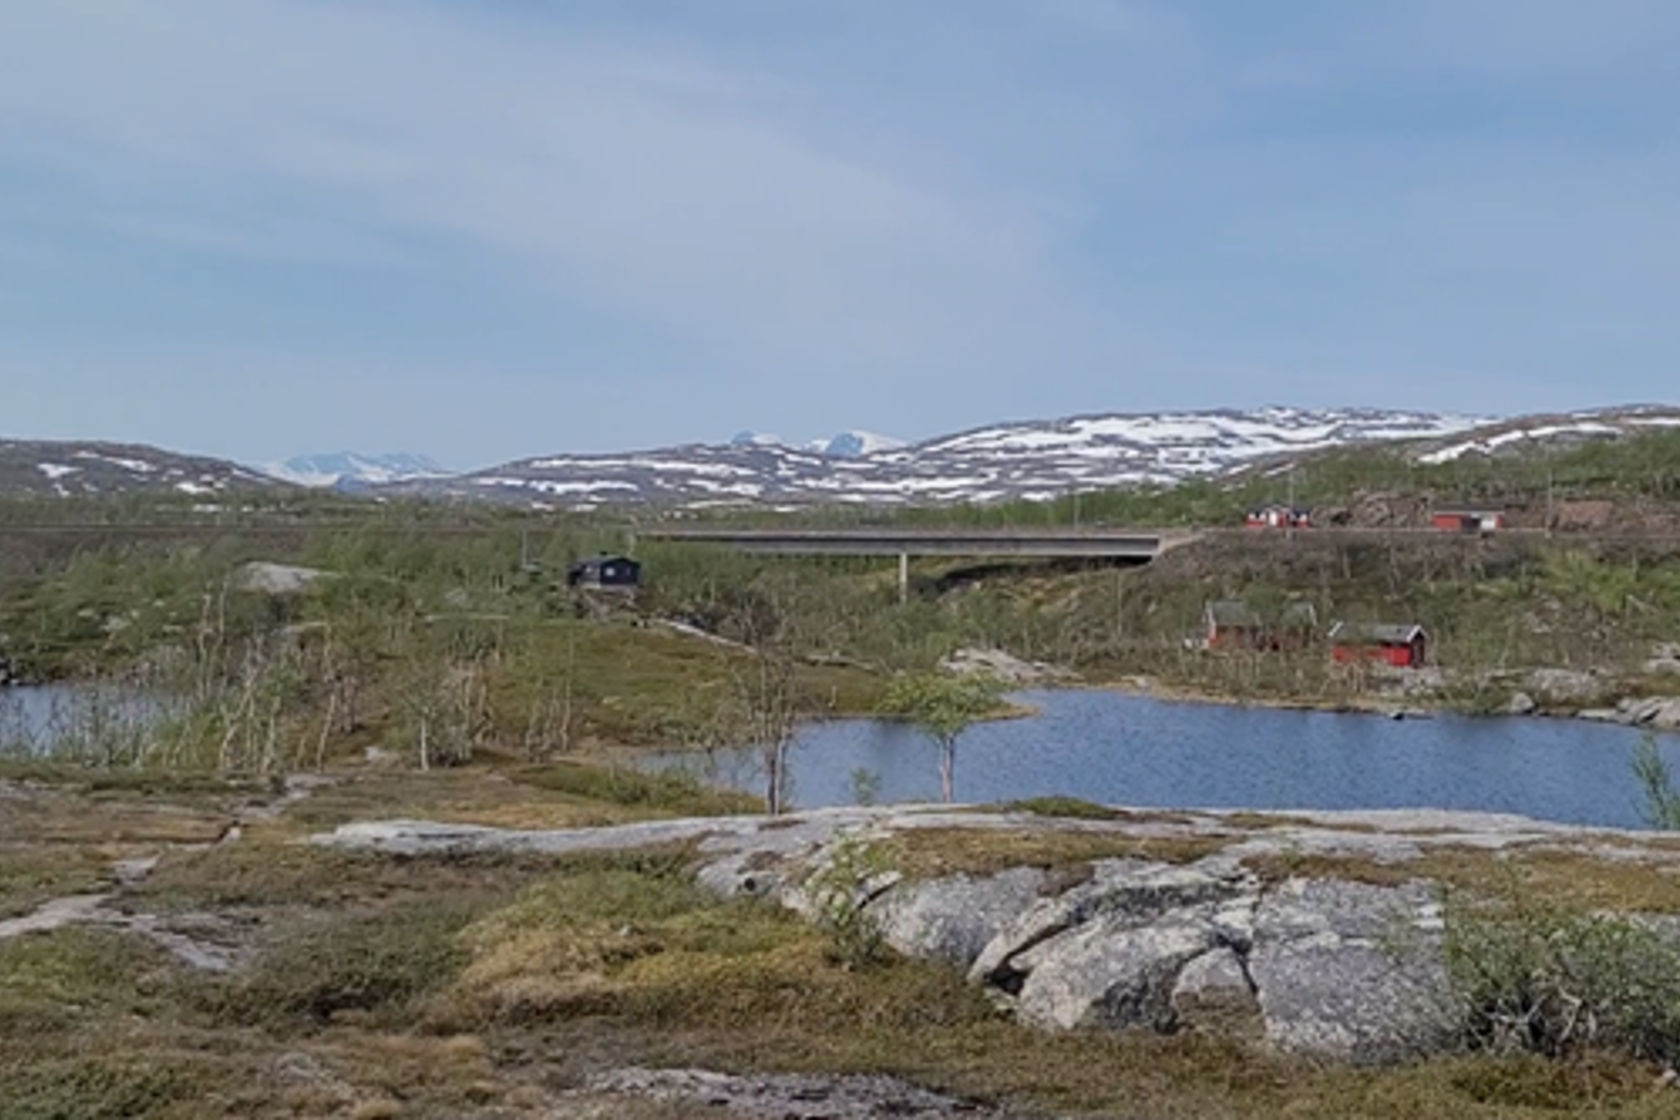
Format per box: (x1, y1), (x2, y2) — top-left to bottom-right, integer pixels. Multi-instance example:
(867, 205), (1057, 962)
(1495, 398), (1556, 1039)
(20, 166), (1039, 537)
(1114, 567), (1125, 645)
(1287, 466), (1298, 542)
(1546, 463), (1555, 538)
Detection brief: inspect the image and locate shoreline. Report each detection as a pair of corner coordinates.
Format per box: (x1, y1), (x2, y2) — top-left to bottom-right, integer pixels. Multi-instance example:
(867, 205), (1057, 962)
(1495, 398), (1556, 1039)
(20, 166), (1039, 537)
(1081, 670), (1680, 735)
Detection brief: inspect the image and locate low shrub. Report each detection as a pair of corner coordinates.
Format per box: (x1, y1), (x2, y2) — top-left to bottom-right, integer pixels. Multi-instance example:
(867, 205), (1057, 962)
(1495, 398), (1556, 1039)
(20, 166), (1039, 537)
(1445, 891), (1680, 1064)
(1004, 795), (1124, 821)
(0, 1057), (211, 1120)
(805, 833), (890, 969)
(206, 900), (476, 1030)
(515, 759), (757, 816)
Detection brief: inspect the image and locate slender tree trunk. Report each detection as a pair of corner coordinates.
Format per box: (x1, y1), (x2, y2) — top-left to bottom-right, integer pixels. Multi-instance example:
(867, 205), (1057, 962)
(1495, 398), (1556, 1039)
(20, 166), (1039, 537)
(764, 741), (785, 816)
(940, 739), (955, 803)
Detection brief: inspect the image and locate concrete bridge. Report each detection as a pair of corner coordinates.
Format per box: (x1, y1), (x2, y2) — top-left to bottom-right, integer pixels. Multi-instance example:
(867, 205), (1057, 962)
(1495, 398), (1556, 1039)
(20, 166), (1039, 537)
(634, 526), (1173, 600)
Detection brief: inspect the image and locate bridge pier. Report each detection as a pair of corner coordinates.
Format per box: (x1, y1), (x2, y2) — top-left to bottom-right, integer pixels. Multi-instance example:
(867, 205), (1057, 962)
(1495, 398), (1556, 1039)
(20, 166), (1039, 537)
(898, 551), (909, 605)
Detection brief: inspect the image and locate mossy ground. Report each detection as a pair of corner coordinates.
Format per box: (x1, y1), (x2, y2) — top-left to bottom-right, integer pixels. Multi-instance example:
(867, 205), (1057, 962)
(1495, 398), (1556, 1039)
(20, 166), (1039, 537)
(7, 769), (1680, 1118)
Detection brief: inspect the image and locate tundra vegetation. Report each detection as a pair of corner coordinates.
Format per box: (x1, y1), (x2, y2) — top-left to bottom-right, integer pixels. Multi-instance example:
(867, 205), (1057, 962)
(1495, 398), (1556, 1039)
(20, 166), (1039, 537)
(2, 429), (1680, 1116)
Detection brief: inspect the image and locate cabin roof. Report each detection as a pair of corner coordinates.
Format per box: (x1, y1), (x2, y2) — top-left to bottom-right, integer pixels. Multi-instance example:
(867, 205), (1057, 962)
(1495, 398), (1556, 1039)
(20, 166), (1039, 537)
(1205, 600), (1317, 628)
(1328, 621), (1426, 645)
(568, 554), (638, 571)
(1205, 600), (1261, 628)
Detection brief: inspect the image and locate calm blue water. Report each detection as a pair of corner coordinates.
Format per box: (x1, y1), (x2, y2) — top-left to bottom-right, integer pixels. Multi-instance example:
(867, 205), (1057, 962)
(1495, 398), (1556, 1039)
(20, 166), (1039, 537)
(0, 685), (163, 756)
(655, 690), (1680, 829)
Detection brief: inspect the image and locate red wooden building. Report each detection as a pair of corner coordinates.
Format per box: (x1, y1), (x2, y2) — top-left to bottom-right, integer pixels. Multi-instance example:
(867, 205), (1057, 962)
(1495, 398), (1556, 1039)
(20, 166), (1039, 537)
(1205, 600), (1318, 651)
(1431, 508), (1504, 533)
(1245, 504), (1313, 530)
(1328, 621), (1428, 668)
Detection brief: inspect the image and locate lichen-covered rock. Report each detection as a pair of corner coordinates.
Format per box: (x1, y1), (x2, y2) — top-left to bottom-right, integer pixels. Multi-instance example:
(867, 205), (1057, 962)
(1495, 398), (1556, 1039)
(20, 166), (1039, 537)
(1172, 946), (1262, 1039)
(1628, 697), (1680, 730)
(1012, 910), (1219, 1031)
(1248, 879), (1456, 1064)
(871, 868), (1047, 968)
(1526, 668), (1607, 705)
(970, 857), (1252, 986)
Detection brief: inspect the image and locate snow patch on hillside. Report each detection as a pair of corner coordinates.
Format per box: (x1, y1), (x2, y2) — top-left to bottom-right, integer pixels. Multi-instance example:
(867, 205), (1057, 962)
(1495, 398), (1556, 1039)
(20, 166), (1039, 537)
(1416, 409), (1680, 465)
(414, 407), (1488, 509)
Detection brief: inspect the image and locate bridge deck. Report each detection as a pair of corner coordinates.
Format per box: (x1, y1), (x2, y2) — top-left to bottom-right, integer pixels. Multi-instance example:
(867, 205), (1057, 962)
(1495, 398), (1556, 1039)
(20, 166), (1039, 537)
(635, 526), (1167, 559)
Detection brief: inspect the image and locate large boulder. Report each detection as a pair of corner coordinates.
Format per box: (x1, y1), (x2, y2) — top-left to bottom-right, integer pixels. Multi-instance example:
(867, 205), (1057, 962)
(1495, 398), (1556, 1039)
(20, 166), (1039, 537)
(968, 856), (1258, 1034)
(872, 868), (1048, 969)
(1625, 696), (1680, 731)
(1525, 668), (1609, 706)
(940, 646), (1073, 685)
(1011, 912), (1218, 1031)
(1171, 945), (1263, 1040)
(970, 857), (1253, 987)
(1247, 879), (1457, 1065)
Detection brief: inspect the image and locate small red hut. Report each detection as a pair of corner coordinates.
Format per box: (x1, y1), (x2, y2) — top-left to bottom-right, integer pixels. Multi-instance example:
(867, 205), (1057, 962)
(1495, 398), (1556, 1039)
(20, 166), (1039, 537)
(1205, 600), (1318, 651)
(1245, 505), (1313, 530)
(1205, 600), (1264, 649)
(1431, 508), (1504, 533)
(1329, 621), (1428, 668)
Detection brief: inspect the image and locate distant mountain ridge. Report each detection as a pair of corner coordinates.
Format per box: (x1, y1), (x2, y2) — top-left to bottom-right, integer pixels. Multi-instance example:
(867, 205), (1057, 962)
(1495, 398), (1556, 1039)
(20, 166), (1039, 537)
(8, 406), (1677, 506)
(730, 429), (907, 458)
(261, 452), (449, 489)
(394, 406), (1495, 509)
(0, 439), (278, 499)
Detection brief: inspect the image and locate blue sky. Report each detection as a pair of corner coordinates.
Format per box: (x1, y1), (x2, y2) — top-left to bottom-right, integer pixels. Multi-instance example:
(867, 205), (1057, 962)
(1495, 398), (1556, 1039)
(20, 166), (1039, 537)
(2, 1), (1677, 469)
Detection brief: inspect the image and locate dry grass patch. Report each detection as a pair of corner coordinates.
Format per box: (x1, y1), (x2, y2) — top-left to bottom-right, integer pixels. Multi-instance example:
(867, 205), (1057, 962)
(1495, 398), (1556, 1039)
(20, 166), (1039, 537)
(1244, 846), (1680, 915)
(274, 761), (754, 838)
(1, 789), (232, 845)
(0, 842), (122, 918)
(880, 826), (1230, 882)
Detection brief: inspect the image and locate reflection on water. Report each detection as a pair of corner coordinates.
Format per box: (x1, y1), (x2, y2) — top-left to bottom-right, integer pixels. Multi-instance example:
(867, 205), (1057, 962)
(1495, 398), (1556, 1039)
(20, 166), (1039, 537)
(651, 689), (1680, 829)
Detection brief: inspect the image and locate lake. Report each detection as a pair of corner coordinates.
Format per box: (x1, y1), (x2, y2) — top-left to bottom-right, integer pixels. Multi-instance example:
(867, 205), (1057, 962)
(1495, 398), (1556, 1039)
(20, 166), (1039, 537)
(9, 681), (1678, 829)
(0, 684), (165, 759)
(654, 689), (1680, 829)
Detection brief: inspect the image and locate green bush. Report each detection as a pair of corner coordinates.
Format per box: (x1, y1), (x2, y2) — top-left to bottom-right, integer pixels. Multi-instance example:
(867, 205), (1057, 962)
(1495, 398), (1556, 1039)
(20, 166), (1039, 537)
(1445, 892), (1680, 1063)
(805, 833), (890, 969)
(0, 1058), (208, 1120)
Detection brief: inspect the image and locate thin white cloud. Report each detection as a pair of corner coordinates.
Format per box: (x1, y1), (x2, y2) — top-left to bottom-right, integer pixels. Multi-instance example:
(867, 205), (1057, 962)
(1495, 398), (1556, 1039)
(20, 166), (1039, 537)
(0, 0), (1112, 377)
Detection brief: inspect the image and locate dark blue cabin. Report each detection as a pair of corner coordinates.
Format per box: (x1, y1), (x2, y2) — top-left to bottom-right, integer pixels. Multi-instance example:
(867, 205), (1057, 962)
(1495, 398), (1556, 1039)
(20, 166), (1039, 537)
(566, 554), (641, 591)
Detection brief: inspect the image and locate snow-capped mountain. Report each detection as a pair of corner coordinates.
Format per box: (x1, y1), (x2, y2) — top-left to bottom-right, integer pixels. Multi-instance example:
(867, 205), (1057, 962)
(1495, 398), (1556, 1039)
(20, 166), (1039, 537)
(732, 429), (906, 457)
(0, 440), (281, 498)
(812, 430), (907, 458)
(262, 452), (449, 490)
(400, 407), (1488, 509)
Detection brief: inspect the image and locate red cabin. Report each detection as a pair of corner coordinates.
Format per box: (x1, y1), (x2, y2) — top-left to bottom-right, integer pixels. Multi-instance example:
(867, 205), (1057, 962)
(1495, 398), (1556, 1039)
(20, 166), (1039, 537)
(1205, 600), (1318, 652)
(1329, 621), (1428, 668)
(1431, 508), (1504, 534)
(1246, 504), (1313, 530)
